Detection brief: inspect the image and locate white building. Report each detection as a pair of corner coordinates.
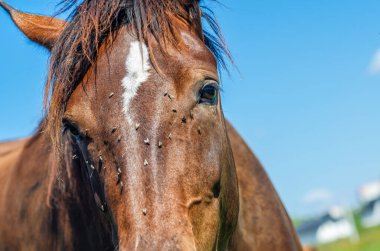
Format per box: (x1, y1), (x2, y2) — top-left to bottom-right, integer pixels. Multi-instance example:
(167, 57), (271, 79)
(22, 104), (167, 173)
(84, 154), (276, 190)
(361, 197), (380, 228)
(358, 181), (380, 204)
(357, 181), (380, 228)
(297, 207), (356, 245)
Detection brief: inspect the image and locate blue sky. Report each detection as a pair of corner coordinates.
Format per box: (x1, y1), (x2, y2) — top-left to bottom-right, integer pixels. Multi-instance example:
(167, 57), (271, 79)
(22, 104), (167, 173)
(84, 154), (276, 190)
(0, 0), (380, 217)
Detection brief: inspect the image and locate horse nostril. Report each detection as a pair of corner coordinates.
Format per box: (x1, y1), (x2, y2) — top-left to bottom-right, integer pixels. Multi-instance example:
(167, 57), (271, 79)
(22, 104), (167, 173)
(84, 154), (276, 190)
(212, 181), (220, 198)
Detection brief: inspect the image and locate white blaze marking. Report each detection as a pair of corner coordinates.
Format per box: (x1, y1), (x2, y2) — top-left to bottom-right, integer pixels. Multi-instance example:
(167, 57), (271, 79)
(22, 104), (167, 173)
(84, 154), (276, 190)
(122, 41), (151, 123)
(120, 41), (152, 237)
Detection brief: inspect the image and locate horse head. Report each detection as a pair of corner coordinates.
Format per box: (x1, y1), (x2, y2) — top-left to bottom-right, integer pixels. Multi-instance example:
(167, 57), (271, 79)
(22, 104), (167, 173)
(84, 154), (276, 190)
(1, 1), (239, 250)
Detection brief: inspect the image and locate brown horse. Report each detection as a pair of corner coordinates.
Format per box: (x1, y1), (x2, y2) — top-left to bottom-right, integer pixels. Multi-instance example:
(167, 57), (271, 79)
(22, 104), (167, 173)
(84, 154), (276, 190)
(0, 1), (302, 250)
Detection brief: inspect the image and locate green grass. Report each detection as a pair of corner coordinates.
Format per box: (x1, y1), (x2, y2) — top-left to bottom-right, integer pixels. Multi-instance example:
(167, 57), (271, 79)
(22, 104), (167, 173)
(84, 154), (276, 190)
(318, 226), (380, 251)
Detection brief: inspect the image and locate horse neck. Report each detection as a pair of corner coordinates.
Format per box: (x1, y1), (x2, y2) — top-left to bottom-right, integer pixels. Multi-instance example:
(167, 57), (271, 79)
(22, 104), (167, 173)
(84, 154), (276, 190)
(226, 122), (302, 251)
(15, 131), (113, 250)
(0, 132), (55, 249)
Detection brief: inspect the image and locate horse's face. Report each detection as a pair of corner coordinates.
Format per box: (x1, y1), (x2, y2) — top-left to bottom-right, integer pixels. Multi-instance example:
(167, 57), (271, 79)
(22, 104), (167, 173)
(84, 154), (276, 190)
(3, 5), (238, 248)
(63, 22), (238, 250)
(66, 22), (237, 249)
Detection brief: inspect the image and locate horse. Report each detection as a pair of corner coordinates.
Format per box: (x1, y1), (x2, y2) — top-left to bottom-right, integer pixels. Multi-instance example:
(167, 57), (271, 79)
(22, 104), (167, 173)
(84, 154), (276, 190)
(0, 1), (303, 250)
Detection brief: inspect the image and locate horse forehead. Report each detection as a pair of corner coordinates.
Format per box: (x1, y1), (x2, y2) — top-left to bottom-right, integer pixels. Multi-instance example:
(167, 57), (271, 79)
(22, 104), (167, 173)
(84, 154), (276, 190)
(177, 29), (217, 67)
(118, 29), (217, 94)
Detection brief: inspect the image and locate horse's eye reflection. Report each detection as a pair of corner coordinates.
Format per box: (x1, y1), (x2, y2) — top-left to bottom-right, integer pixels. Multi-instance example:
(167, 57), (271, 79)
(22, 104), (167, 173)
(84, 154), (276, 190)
(199, 83), (218, 105)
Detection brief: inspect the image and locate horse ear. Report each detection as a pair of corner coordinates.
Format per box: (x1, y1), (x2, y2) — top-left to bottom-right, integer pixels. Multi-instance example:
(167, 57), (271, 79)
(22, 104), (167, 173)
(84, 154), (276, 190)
(0, 1), (66, 50)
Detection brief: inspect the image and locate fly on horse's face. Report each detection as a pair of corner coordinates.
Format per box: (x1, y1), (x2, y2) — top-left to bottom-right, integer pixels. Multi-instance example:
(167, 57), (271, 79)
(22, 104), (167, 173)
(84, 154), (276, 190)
(63, 21), (239, 250)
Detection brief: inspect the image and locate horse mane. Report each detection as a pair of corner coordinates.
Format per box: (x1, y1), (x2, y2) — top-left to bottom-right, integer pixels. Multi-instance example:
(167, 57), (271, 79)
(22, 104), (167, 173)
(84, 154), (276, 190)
(44, 0), (230, 149)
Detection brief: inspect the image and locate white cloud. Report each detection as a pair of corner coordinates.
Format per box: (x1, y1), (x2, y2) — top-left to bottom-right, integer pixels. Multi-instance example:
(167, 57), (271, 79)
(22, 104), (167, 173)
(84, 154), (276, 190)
(302, 188), (333, 205)
(368, 49), (380, 75)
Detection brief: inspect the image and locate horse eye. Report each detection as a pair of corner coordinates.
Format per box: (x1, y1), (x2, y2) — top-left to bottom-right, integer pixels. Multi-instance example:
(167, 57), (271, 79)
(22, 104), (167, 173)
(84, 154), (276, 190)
(64, 122), (81, 139)
(69, 126), (80, 138)
(199, 83), (218, 105)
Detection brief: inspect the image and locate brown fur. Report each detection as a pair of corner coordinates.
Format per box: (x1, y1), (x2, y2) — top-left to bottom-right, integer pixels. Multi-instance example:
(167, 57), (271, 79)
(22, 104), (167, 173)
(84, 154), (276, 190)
(0, 1), (302, 250)
(227, 123), (302, 250)
(0, 124), (303, 250)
